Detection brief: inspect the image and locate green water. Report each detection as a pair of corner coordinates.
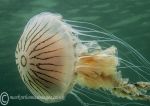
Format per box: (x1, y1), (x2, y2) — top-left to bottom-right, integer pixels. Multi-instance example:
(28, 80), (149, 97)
(0, 0), (150, 106)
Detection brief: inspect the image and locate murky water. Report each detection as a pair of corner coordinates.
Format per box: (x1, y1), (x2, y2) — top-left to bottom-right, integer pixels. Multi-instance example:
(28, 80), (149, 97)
(0, 0), (150, 106)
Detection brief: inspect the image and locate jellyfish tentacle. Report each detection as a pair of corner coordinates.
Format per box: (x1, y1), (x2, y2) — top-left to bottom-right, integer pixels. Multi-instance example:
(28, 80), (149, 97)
(112, 80), (150, 101)
(70, 92), (89, 106)
(134, 82), (150, 90)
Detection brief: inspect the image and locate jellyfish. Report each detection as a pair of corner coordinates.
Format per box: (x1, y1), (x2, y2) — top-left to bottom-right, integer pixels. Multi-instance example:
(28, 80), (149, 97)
(15, 12), (150, 105)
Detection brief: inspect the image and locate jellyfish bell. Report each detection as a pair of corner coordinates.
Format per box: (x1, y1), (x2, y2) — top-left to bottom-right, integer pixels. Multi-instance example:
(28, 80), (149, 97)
(15, 12), (77, 103)
(15, 12), (150, 105)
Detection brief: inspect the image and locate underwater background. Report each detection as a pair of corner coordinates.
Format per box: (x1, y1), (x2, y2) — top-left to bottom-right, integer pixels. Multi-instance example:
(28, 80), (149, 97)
(0, 0), (150, 106)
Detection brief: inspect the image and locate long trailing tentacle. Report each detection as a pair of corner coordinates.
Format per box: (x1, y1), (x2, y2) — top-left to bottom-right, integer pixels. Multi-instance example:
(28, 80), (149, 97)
(65, 19), (150, 64)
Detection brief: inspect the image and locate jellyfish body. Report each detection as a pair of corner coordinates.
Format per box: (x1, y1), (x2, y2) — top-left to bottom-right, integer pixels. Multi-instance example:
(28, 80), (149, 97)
(15, 12), (150, 105)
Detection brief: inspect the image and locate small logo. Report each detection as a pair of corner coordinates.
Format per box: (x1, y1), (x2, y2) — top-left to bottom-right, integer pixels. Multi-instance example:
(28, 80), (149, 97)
(0, 92), (9, 105)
